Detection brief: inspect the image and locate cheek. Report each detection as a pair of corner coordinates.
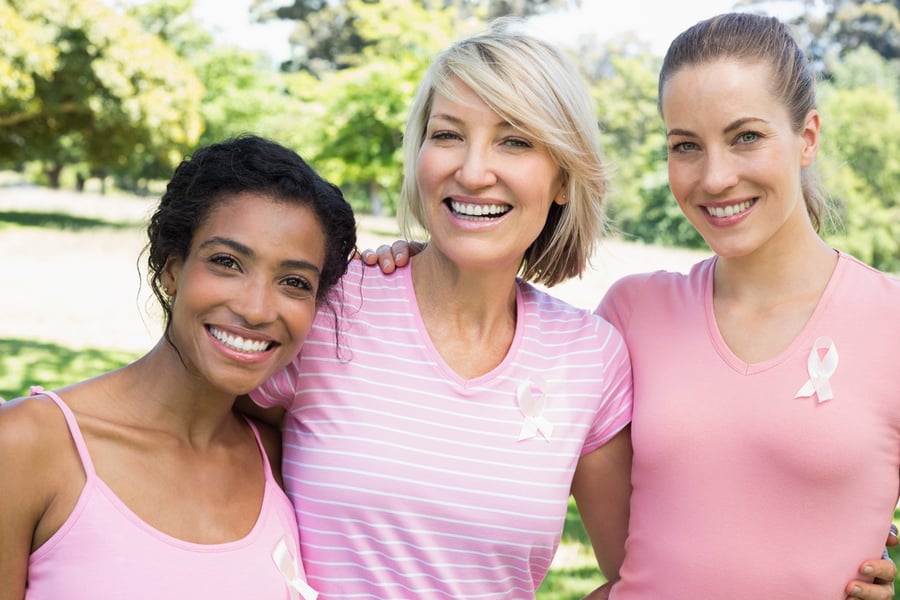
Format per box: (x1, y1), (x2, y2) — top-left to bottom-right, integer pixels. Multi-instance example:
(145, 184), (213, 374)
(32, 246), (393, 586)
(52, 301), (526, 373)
(667, 163), (689, 202)
(287, 304), (318, 345)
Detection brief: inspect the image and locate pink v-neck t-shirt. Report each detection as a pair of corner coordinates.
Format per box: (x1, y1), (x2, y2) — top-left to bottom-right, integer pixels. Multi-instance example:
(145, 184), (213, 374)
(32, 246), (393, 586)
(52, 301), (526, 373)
(598, 253), (900, 599)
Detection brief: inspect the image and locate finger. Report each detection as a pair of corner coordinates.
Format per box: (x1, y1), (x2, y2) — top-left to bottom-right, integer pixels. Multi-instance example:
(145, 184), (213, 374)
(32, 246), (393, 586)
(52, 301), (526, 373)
(845, 580), (894, 600)
(862, 557), (898, 581)
(888, 523), (898, 547)
(391, 240), (410, 267)
(358, 248), (379, 265)
(375, 244), (396, 274)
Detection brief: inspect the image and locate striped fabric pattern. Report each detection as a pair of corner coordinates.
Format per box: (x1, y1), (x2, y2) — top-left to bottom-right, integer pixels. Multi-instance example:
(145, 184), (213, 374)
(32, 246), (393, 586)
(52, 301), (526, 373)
(252, 261), (632, 598)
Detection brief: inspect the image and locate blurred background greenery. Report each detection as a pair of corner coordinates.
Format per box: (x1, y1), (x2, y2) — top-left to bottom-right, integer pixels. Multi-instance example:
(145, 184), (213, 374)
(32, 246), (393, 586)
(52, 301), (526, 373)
(2, 0), (899, 595)
(2, 0), (899, 271)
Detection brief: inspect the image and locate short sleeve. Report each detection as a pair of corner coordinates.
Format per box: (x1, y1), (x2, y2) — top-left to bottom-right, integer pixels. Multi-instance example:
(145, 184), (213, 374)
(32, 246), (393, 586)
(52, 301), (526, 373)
(581, 319), (633, 455)
(249, 359), (303, 411)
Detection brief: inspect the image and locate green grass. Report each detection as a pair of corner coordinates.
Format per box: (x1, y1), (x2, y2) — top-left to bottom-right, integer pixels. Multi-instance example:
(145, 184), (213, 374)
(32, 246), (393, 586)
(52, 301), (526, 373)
(0, 210), (141, 231)
(536, 499), (605, 598)
(0, 338), (138, 400)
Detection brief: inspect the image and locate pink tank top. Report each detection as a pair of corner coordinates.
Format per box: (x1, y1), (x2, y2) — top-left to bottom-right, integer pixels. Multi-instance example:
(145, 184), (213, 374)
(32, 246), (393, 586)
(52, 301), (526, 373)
(25, 388), (317, 600)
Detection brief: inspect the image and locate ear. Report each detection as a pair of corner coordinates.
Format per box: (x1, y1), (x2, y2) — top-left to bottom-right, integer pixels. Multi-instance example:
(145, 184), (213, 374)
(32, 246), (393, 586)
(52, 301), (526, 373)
(554, 179), (570, 206)
(161, 255), (183, 297)
(799, 109), (820, 168)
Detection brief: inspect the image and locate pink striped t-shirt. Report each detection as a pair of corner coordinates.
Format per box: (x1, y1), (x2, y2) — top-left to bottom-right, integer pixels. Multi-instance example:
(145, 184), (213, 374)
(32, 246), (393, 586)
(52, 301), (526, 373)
(251, 261), (633, 598)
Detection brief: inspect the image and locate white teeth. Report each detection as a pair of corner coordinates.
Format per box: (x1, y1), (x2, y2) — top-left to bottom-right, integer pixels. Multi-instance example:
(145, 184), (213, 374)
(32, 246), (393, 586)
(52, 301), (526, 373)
(209, 327), (271, 353)
(706, 200), (753, 218)
(449, 200), (511, 220)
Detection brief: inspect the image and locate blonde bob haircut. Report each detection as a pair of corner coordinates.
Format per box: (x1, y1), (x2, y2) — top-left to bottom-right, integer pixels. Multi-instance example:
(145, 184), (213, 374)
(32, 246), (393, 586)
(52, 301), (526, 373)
(398, 18), (608, 287)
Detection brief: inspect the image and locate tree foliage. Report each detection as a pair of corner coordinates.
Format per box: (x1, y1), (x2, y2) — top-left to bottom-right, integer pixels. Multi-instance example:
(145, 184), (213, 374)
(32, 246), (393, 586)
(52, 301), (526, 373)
(123, 0), (294, 150)
(0, 0), (203, 186)
(818, 46), (900, 271)
(252, 0), (566, 75)
(743, 0), (900, 72)
(284, 0), (460, 214)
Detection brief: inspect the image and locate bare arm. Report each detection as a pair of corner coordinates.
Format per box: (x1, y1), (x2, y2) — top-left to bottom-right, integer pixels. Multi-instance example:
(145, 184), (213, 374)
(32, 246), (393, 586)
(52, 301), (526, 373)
(0, 398), (63, 600)
(571, 425), (633, 594)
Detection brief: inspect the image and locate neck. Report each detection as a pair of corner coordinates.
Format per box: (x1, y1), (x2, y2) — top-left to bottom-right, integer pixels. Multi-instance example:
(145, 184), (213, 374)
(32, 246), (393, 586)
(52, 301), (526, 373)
(411, 247), (519, 325)
(410, 248), (520, 379)
(103, 342), (242, 446)
(714, 230), (837, 305)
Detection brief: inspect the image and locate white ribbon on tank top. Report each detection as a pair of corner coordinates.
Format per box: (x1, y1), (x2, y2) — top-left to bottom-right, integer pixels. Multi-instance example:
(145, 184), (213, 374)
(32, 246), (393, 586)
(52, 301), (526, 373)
(273, 537), (318, 600)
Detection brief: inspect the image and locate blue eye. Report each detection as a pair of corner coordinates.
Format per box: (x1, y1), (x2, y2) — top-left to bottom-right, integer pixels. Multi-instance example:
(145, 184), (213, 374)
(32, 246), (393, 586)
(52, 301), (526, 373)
(670, 141), (698, 153)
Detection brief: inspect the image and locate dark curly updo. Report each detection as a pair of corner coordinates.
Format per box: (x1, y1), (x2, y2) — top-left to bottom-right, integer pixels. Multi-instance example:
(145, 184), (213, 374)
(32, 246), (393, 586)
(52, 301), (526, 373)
(146, 134), (357, 329)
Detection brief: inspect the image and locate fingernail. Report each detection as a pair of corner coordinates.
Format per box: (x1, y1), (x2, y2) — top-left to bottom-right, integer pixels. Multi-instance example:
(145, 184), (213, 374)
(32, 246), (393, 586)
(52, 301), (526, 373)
(852, 585), (862, 593)
(863, 565), (874, 575)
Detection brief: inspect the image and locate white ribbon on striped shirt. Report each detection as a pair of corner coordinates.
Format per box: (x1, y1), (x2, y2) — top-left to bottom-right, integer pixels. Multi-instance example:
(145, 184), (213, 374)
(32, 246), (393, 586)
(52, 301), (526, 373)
(517, 379), (554, 441)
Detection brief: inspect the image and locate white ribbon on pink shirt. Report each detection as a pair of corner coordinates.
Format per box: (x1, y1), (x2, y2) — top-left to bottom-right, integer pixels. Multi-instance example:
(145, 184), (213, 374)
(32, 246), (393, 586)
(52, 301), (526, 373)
(273, 538), (318, 600)
(517, 379), (553, 441)
(794, 336), (838, 403)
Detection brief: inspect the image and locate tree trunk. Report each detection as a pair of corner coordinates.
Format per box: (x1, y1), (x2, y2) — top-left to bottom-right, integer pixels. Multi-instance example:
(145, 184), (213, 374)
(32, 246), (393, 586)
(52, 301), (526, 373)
(368, 180), (383, 216)
(44, 163), (62, 189)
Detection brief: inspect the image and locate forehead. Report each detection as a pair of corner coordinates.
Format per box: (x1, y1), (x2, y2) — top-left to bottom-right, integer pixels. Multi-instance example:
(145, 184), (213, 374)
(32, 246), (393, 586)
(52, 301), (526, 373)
(429, 77), (493, 117)
(661, 59), (781, 124)
(197, 192), (321, 242)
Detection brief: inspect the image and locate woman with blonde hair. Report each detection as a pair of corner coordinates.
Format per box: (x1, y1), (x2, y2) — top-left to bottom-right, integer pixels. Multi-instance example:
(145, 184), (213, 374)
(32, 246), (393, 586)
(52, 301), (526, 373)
(251, 20), (633, 598)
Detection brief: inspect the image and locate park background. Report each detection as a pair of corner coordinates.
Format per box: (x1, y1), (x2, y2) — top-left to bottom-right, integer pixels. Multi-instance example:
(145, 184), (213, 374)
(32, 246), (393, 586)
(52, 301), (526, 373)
(2, 0), (899, 596)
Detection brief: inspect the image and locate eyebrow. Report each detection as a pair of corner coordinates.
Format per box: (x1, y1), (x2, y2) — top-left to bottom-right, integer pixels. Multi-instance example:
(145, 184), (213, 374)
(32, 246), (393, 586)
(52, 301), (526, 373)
(199, 236), (321, 274)
(667, 117), (768, 138)
(428, 112), (511, 129)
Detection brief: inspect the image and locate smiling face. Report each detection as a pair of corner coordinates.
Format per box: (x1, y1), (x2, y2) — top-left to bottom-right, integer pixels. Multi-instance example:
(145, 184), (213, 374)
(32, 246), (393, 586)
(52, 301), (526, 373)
(161, 192), (326, 396)
(415, 77), (566, 273)
(661, 58), (820, 259)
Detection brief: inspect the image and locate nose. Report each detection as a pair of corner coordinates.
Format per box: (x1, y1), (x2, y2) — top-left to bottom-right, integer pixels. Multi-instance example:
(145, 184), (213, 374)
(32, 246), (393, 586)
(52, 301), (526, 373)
(455, 143), (497, 190)
(700, 147), (739, 194)
(231, 276), (277, 326)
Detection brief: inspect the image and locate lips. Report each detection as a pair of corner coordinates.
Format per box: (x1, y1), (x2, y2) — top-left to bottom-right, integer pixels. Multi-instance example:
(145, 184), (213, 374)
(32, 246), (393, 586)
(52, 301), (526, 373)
(207, 326), (274, 353)
(705, 199), (755, 218)
(447, 199), (511, 220)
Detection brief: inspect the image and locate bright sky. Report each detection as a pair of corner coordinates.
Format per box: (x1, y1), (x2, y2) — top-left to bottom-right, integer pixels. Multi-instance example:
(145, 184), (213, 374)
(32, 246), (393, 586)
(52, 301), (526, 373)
(192, 0), (796, 61)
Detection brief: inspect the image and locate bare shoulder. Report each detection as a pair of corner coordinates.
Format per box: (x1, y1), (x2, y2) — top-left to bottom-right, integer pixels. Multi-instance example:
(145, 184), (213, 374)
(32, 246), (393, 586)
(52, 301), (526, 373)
(0, 393), (79, 496)
(0, 393), (69, 460)
(0, 393), (82, 555)
(247, 417), (285, 486)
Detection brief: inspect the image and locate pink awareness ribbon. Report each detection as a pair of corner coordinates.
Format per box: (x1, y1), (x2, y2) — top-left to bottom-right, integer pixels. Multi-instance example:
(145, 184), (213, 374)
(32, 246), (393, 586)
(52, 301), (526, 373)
(794, 336), (838, 403)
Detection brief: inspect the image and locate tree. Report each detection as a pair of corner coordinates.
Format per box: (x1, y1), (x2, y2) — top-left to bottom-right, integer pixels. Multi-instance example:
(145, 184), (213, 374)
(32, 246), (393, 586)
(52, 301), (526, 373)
(252, 0), (567, 75)
(0, 0), (203, 187)
(818, 46), (900, 272)
(744, 0), (900, 72)
(123, 0), (294, 152)
(282, 0), (460, 215)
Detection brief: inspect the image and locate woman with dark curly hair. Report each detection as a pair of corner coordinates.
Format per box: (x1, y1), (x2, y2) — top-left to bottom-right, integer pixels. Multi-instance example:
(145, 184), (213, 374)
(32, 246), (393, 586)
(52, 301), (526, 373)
(0, 135), (356, 600)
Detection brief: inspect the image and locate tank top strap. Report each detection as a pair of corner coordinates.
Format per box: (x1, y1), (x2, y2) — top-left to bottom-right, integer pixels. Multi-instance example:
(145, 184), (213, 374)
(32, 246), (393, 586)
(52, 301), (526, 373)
(241, 416), (276, 482)
(29, 386), (97, 477)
